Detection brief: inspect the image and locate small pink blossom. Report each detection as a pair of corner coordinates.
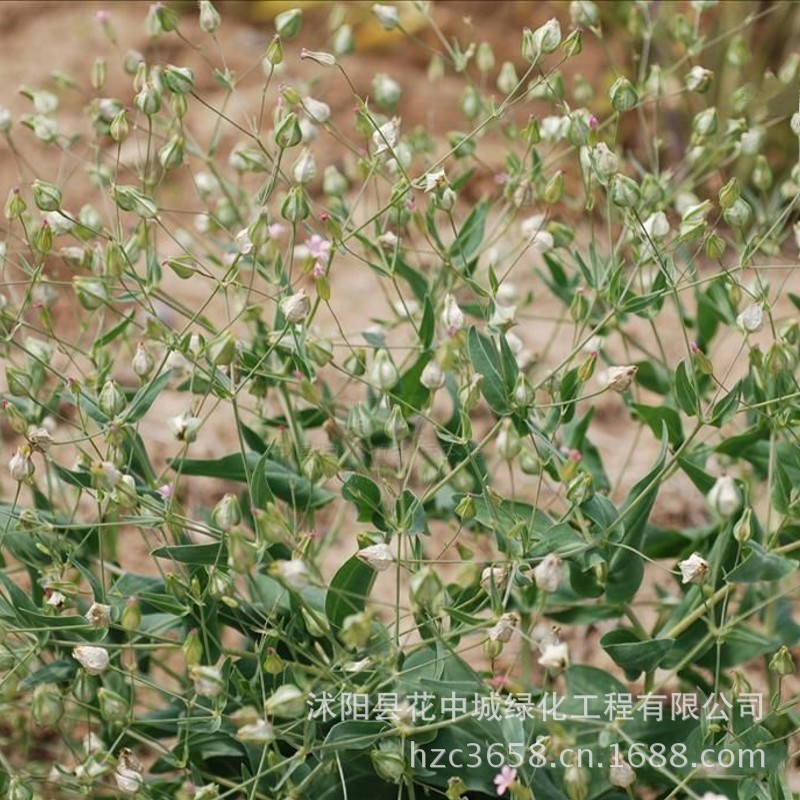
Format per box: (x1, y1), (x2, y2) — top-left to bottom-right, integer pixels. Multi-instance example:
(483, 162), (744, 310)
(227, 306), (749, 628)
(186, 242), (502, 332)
(268, 223), (286, 240)
(494, 765), (517, 796)
(157, 484), (173, 500)
(313, 262), (325, 278)
(305, 234), (331, 263)
(488, 674), (509, 690)
(588, 114), (599, 130)
(95, 9), (112, 23)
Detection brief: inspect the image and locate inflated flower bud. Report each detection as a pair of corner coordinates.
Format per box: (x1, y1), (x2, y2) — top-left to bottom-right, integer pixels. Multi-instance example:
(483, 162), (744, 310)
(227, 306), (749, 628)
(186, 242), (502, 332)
(693, 107), (718, 137)
(134, 82), (161, 115)
(736, 303), (764, 334)
(497, 61), (519, 95)
(769, 645), (795, 676)
(752, 156), (773, 191)
(609, 76), (638, 112)
(270, 559), (310, 590)
(72, 645), (110, 675)
(609, 754), (636, 788)
(168, 412), (201, 443)
(199, 1), (221, 33)
(236, 718), (275, 744)
(98, 380), (126, 417)
(489, 612), (518, 643)
(733, 506), (752, 543)
(32, 683), (64, 727)
(373, 73), (402, 109)
(5, 187), (26, 221)
(384, 405), (409, 441)
(85, 602), (112, 627)
(280, 186), (310, 223)
(598, 364), (637, 393)
(292, 148), (317, 184)
(357, 543), (394, 571)
(496, 420), (522, 460)
(300, 48), (336, 67)
(32, 179), (61, 212)
(522, 18), (562, 64)
(686, 65), (713, 93)
(723, 197), (752, 229)
(275, 7), (302, 39)
(159, 134), (185, 169)
(191, 665), (224, 698)
(115, 749), (143, 795)
(533, 553), (564, 592)
(369, 349), (399, 391)
(132, 341), (155, 379)
(208, 331), (237, 365)
(372, 3), (399, 29)
(543, 170), (564, 204)
(610, 174), (640, 208)
(212, 493), (242, 531)
(264, 684), (306, 717)
(99, 687), (129, 723)
(3, 401), (28, 434)
(280, 289), (310, 323)
(274, 112), (302, 149)
(538, 641), (569, 671)
(420, 359), (445, 391)
(8, 446), (34, 483)
(707, 475), (741, 518)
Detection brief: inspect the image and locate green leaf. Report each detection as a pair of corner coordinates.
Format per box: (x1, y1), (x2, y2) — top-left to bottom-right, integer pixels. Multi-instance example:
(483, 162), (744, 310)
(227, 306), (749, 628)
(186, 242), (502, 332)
(674, 360), (698, 416)
(726, 542), (798, 583)
(325, 556), (377, 629)
(126, 370), (172, 423)
(419, 296), (434, 349)
(342, 473), (387, 531)
(449, 199), (487, 268)
(600, 629), (674, 680)
(251, 451), (336, 510)
(151, 543), (227, 566)
(467, 326), (515, 415)
(19, 659), (78, 690)
(709, 380), (742, 427)
(395, 489), (427, 536)
(324, 720), (389, 750)
(94, 312), (135, 351)
(631, 403), (683, 447)
(170, 453), (258, 481)
(390, 352), (431, 415)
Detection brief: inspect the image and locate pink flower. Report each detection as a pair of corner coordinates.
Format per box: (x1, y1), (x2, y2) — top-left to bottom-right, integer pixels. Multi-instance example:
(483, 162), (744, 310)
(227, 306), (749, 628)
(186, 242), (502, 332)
(588, 114), (599, 130)
(268, 223), (286, 240)
(494, 765), (517, 796)
(157, 484), (173, 500)
(313, 262), (325, 278)
(305, 234), (331, 262)
(95, 9), (111, 22)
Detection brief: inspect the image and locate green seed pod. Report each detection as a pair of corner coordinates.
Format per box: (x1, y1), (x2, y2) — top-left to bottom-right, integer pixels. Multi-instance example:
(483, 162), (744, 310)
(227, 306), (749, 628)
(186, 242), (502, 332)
(32, 179), (61, 212)
(275, 8), (302, 39)
(609, 76), (638, 112)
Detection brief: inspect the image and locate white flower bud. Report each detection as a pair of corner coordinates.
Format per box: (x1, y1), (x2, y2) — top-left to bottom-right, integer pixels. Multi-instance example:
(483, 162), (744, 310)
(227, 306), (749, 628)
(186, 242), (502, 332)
(496, 420), (522, 460)
(115, 749), (143, 795)
(442, 294), (464, 336)
(678, 552), (709, 585)
(420, 360), (445, 390)
(199, 0), (221, 33)
(489, 612), (518, 643)
(369, 349), (399, 391)
(356, 543), (394, 571)
(609, 755), (636, 788)
(424, 169), (448, 193)
(9, 446), (35, 482)
(480, 565), (510, 594)
(271, 559), (310, 590)
(372, 3), (399, 29)
(264, 684), (306, 717)
(92, 460), (122, 490)
(303, 96), (330, 124)
(72, 645), (110, 675)
(591, 142), (618, 182)
(292, 148), (317, 184)
(236, 718), (275, 744)
(280, 289), (311, 324)
(736, 303), (764, 334)
(707, 475), (741, 518)
(538, 641), (569, 671)
(643, 211), (670, 240)
(191, 665), (224, 698)
(299, 49), (336, 67)
(598, 364), (637, 393)
(523, 18), (561, 64)
(685, 65), (713, 93)
(533, 553), (564, 592)
(132, 342), (154, 379)
(212, 493), (242, 531)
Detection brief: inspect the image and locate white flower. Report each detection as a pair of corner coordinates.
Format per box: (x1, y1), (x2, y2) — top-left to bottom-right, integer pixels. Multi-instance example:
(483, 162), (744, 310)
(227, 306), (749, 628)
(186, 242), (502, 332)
(520, 213), (546, 238)
(371, 117), (400, 155)
(736, 303), (764, 334)
(115, 749), (143, 795)
(643, 211), (670, 240)
(271, 559), (310, 590)
(191, 665), (224, 698)
(699, 794), (729, 800)
(303, 96), (331, 124)
(533, 553), (564, 592)
(8, 446), (34, 482)
(372, 3), (399, 29)
(356, 543), (394, 571)
(538, 641), (569, 671)
(490, 303), (517, 329)
(292, 148), (317, 184)
(489, 612), (519, 643)
(264, 684), (306, 717)
(378, 231), (399, 249)
(424, 169), (447, 192)
(167, 413), (201, 443)
(85, 602), (112, 627)
(236, 718), (275, 744)
(505, 331), (524, 354)
(280, 289), (311, 324)
(420, 360), (445, 390)
(598, 365), (637, 393)
(235, 228), (254, 255)
(495, 283), (518, 307)
(678, 552), (709, 585)
(481, 565), (510, 594)
(73, 645), (110, 675)
(164, 349), (190, 376)
(46, 590), (66, 607)
(707, 475), (741, 518)
(609, 755), (636, 788)
(92, 460), (122, 490)
(591, 142), (618, 181)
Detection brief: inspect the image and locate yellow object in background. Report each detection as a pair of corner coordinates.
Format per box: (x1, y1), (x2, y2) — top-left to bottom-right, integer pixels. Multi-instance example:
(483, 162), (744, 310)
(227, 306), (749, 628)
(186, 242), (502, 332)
(245, 1), (427, 49)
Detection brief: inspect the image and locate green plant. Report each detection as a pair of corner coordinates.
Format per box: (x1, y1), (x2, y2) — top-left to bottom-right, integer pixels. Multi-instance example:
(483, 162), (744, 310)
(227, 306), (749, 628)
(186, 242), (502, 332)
(0, 1), (799, 798)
